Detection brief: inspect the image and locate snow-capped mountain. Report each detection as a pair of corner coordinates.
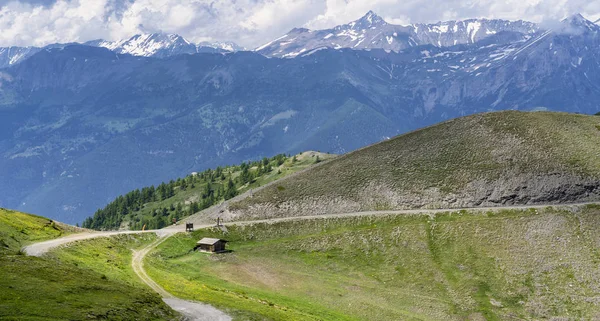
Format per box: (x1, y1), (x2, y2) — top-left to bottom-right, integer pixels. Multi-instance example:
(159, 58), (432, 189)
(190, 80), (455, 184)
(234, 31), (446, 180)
(561, 14), (600, 33)
(256, 11), (539, 57)
(198, 41), (246, 52)
(0, 43), (85, 68)
(0, 34), (245, 68)
(87, 34), (199, 58)
(0, 46), (41, 68)
(86, 34), (245, 58)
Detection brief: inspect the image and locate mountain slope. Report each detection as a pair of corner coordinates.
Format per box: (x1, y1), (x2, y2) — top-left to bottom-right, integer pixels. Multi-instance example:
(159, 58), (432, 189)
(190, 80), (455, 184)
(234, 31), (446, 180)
(227, 111), (600, 220)
(82, 152), (334, 231)
(0, 46), (41, 68)
(256, 11), (539, 57)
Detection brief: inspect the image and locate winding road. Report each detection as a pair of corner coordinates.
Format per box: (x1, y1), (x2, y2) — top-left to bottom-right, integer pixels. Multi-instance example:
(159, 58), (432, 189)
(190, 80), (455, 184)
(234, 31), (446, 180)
(22, 201), (600, 320)
(23, 226), (232, 321)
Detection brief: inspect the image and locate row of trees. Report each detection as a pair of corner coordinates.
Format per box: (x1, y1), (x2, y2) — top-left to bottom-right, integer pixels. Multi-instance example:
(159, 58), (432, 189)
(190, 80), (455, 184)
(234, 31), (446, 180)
(82, 154), (288, 230)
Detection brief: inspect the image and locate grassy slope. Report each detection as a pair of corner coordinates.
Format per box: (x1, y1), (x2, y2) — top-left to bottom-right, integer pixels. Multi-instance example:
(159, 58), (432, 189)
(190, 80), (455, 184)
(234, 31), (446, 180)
(122, 151), (335, 228)
(47, 233), (158, 286)
(0, 208), (79, 254)
(146, 205), (600, 320)
(0, 208), (176, 320)
(230, 111), (600, 219)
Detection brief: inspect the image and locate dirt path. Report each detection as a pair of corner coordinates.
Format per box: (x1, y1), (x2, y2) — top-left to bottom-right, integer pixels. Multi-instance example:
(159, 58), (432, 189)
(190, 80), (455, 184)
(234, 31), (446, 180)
(131, 234), (232, 321)
(22, 229), (165, 257)
(131, 235), (174, 298)
(165, 201), (600, 232)
(23, 228), (231, 321)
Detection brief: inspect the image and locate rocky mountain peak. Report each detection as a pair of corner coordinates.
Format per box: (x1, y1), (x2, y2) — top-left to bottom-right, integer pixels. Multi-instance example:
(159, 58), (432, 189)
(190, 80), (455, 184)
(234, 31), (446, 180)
(197, 41), (246, 52)
(348, 10), (387, 30)
(560, 13), (599, 34)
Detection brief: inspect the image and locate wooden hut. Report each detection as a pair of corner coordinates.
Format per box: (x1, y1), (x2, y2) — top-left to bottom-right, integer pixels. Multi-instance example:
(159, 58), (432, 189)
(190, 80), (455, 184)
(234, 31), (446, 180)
(194, 237), (228, 253)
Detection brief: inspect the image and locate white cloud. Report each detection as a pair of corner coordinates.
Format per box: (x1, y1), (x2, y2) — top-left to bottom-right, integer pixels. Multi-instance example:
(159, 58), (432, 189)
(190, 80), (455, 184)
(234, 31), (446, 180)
(0, 0), (596, 49)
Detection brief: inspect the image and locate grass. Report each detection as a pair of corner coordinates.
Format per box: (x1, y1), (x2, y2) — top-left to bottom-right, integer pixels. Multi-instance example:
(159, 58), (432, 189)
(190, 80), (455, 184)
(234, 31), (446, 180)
(47, 233), (158, 286)
(0, 208), (79, 254)
(230, 111), (600, 219)
(0, 208), (177, 320)
(146, 205), (600, 320)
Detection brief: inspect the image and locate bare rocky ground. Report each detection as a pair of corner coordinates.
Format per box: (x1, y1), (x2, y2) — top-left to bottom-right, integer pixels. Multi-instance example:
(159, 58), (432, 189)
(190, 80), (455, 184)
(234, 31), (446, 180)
(222, 173), (600, 221)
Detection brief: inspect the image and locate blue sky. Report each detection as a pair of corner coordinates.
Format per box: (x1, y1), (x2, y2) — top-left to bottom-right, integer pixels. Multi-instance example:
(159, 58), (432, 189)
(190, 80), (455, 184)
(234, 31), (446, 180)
(0, 0), (597, 48)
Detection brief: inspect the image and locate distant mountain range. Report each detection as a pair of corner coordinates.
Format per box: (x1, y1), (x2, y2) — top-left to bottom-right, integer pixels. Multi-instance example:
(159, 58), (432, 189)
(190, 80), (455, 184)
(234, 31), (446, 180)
(0, 12), (594, 65)
(0, 12), (599, 224)
(85, 34), (247, 58)
(255, 11), (539, 57)
(0, 35), (246, 68)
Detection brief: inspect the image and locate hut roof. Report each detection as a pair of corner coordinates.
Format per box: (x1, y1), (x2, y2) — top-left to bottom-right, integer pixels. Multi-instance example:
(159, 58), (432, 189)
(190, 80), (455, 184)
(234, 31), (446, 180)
(197, 237), (227, 245)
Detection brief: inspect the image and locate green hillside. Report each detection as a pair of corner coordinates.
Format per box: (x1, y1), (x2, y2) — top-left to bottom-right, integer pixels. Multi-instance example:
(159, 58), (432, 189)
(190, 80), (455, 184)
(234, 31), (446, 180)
(229, 111), (600, 220)
(0, 208), (79, 255)
(0, 208), (176, 320)
(146, 205), (600, 320)
(83, 151), (335, 230)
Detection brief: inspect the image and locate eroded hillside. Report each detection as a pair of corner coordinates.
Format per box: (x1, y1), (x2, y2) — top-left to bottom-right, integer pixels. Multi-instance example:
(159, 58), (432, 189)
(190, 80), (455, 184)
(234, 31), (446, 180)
(228, 111), (600, 220)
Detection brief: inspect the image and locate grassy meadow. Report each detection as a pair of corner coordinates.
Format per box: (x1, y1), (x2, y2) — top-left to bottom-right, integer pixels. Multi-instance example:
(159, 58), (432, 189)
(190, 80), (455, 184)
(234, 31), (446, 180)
(146, 205), (600, 320)
(0, 208), (177, 320)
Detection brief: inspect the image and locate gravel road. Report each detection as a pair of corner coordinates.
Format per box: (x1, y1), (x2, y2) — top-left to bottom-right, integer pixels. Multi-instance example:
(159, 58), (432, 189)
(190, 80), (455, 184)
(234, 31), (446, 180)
(131, 234), (232, 321)
(166, 201), (600, 232)
(23, 228), (231, 321)
(22, 230), (169, 256)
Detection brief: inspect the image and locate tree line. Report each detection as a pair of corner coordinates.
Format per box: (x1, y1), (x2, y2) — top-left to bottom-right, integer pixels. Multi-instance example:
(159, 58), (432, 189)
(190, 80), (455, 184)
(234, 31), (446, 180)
(82, 154), (289, 230)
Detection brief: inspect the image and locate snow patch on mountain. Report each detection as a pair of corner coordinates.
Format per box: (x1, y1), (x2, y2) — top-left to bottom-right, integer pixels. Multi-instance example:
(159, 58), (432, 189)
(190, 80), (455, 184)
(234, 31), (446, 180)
(256, 11), (541, 58)
(88, 34), (244, 58)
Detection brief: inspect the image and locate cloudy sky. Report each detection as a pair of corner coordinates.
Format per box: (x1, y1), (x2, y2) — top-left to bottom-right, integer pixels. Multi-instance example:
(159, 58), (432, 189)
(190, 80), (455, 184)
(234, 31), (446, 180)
(0, 0), (598, 49)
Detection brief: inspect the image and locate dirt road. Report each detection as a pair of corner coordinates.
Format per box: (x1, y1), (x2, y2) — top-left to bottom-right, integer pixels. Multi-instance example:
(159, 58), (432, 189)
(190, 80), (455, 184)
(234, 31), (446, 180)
(165, 201), (600, 232)
(131, 234), (232, 321)
(22, 229), (168, 256)
(24, 228), (232, 321)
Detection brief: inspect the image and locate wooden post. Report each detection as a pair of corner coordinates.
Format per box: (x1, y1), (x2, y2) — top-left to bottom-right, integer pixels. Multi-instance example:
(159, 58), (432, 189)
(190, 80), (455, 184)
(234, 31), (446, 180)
(186, 223), (194, 232)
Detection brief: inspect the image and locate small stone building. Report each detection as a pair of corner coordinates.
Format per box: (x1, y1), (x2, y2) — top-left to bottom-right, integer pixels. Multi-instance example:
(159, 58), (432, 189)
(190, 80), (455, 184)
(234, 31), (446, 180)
(194, 237), (228, 253)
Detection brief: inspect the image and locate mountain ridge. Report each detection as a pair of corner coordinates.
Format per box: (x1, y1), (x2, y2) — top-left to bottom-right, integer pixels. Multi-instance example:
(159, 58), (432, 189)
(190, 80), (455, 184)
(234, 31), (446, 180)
(0, 33), (245, 68)
(255, 11), (541, 57)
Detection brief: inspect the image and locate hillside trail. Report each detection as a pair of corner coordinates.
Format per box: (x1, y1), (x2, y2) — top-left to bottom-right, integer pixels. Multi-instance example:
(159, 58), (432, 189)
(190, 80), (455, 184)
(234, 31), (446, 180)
(23, 227), (231, 321)
(166, 200), (600, 232)
(131, 234), (232, 321)
(23, 200), (600, 320)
